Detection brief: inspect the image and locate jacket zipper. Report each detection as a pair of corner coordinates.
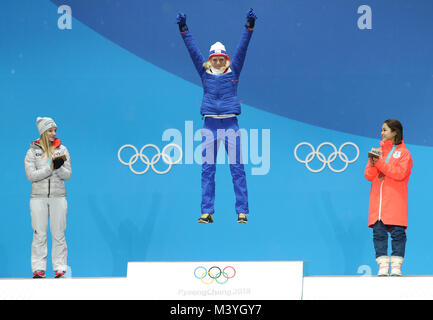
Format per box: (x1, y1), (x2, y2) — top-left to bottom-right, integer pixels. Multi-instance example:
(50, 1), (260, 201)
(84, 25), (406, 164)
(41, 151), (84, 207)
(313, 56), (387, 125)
(378, 180), (384, 221)
(48, 179), (51, 198)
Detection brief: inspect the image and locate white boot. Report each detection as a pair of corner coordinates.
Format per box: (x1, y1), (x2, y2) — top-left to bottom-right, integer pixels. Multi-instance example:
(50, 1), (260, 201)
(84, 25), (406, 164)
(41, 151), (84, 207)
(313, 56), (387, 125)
(390, 256), (404, 276)
(376, 256), (390, 276)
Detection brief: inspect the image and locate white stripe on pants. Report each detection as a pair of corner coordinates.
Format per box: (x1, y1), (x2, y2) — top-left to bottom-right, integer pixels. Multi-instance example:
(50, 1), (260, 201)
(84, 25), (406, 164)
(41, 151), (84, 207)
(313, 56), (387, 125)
(30, 197), (68, 273)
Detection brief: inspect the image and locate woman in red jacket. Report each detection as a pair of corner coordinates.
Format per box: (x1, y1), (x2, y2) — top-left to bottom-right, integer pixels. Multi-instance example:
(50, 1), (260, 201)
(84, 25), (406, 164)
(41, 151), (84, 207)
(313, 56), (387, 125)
(365, 119), (413, 276)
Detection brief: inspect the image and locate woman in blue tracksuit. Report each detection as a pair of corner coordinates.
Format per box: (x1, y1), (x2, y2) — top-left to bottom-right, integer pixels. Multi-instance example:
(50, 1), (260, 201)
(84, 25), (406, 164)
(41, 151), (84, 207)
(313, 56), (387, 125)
(177, 9), (257, 224)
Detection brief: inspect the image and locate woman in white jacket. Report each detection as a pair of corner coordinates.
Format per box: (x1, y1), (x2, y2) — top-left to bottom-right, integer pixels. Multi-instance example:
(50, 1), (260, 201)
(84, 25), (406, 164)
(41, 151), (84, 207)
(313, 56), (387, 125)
(24, 117), (72, 278)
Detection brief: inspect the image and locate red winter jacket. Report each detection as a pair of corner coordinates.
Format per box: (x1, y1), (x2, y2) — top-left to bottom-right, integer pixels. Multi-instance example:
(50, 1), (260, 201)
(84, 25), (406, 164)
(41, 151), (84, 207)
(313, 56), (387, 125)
(365, 140), (413, 228)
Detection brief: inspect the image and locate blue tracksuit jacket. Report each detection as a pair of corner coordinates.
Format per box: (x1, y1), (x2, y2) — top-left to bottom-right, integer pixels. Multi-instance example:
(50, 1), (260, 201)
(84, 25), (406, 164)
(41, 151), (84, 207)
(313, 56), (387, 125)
(180, 27), (253, 115)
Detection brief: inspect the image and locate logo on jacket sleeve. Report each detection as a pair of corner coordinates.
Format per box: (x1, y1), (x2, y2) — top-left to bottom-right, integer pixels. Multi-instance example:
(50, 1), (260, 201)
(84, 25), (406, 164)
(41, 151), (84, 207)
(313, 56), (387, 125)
(393, 151), (401, 159)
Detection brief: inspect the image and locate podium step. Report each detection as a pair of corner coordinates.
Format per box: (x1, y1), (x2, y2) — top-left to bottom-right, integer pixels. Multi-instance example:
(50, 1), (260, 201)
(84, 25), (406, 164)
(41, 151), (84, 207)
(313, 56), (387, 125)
(1, 262), (432, 299)
(303, 276), (433, 300)
(0, 261), (303, 300)
(127, 261), (304, 299)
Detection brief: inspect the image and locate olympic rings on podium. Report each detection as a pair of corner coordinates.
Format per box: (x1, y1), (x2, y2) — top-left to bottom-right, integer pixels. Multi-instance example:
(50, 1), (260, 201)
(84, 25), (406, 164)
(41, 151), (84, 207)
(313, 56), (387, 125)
(194, 266), (236, 285)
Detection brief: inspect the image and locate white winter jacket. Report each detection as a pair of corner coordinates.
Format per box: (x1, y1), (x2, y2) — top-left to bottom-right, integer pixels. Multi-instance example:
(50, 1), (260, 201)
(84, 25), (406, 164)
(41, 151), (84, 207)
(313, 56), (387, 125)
(24, 139), (72, 198)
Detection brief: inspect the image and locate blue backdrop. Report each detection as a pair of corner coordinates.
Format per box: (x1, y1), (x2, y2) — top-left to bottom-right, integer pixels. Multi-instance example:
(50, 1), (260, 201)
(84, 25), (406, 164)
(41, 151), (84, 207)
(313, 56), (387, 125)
(1, 0), (432, 277)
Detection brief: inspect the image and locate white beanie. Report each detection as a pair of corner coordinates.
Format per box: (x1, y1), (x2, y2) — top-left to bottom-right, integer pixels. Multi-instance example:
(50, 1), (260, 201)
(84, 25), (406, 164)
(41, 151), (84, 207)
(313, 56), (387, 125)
(209, 42), (229, 60)
(36, 117), (57, 135)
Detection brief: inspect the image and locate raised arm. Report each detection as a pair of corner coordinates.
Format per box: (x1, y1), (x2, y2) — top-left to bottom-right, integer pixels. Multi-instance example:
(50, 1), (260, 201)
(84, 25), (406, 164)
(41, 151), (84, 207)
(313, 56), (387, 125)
(177, 13), (206, 77)
(231, 9), (257, 75)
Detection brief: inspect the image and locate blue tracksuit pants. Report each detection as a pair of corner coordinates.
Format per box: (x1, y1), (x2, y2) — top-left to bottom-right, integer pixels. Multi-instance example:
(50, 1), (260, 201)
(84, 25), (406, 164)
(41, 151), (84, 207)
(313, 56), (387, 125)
(201, 117), (249, 214)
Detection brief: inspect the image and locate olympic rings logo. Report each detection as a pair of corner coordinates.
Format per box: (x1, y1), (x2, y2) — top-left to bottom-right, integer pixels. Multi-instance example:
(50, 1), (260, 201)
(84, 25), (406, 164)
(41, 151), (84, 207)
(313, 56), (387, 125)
(194, 266), (236, 285)
(294, 142), (359, 173)
(118, 143), (183, 175)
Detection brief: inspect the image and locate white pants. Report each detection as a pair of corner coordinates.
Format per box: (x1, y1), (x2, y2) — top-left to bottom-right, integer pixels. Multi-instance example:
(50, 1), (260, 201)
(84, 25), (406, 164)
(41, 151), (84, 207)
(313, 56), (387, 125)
(30, 197), (68, 273)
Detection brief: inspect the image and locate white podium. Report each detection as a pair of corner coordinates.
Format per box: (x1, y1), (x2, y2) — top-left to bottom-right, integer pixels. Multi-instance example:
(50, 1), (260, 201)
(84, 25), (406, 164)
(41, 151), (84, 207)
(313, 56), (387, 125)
(2, 261), (433, 299)
(0, 261), (303, 300)
(303, 275), (433, 300)
(127, 261), (304, 300)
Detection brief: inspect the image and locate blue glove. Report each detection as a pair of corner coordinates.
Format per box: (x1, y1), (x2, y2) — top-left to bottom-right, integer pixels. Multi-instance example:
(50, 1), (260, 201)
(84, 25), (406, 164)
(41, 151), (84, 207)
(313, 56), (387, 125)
(245, 8), (257, 29)
(176, 13), (188, 32)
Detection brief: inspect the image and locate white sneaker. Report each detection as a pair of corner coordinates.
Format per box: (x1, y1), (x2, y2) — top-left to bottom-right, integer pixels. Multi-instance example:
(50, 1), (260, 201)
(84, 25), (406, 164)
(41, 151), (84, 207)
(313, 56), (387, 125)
(376, 256), (390, 276)
(390, 256), (404, 276)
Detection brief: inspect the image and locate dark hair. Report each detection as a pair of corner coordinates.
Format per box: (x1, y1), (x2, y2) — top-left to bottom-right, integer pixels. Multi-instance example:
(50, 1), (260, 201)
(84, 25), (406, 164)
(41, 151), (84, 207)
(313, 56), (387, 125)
(384, 119), (403, 145)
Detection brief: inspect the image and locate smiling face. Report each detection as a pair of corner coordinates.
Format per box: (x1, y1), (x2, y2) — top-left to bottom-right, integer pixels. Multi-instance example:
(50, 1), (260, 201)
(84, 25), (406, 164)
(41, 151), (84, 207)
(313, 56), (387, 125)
(210, 56), (227, 69)
(381, 123), (396, 143)
(45, 127), (57, 143)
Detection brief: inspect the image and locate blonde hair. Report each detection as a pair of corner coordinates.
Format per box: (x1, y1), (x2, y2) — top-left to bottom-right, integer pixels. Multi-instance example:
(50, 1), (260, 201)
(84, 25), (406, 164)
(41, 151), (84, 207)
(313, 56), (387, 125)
(203, 59), (231, 71)
(40, 131), (54, 160)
